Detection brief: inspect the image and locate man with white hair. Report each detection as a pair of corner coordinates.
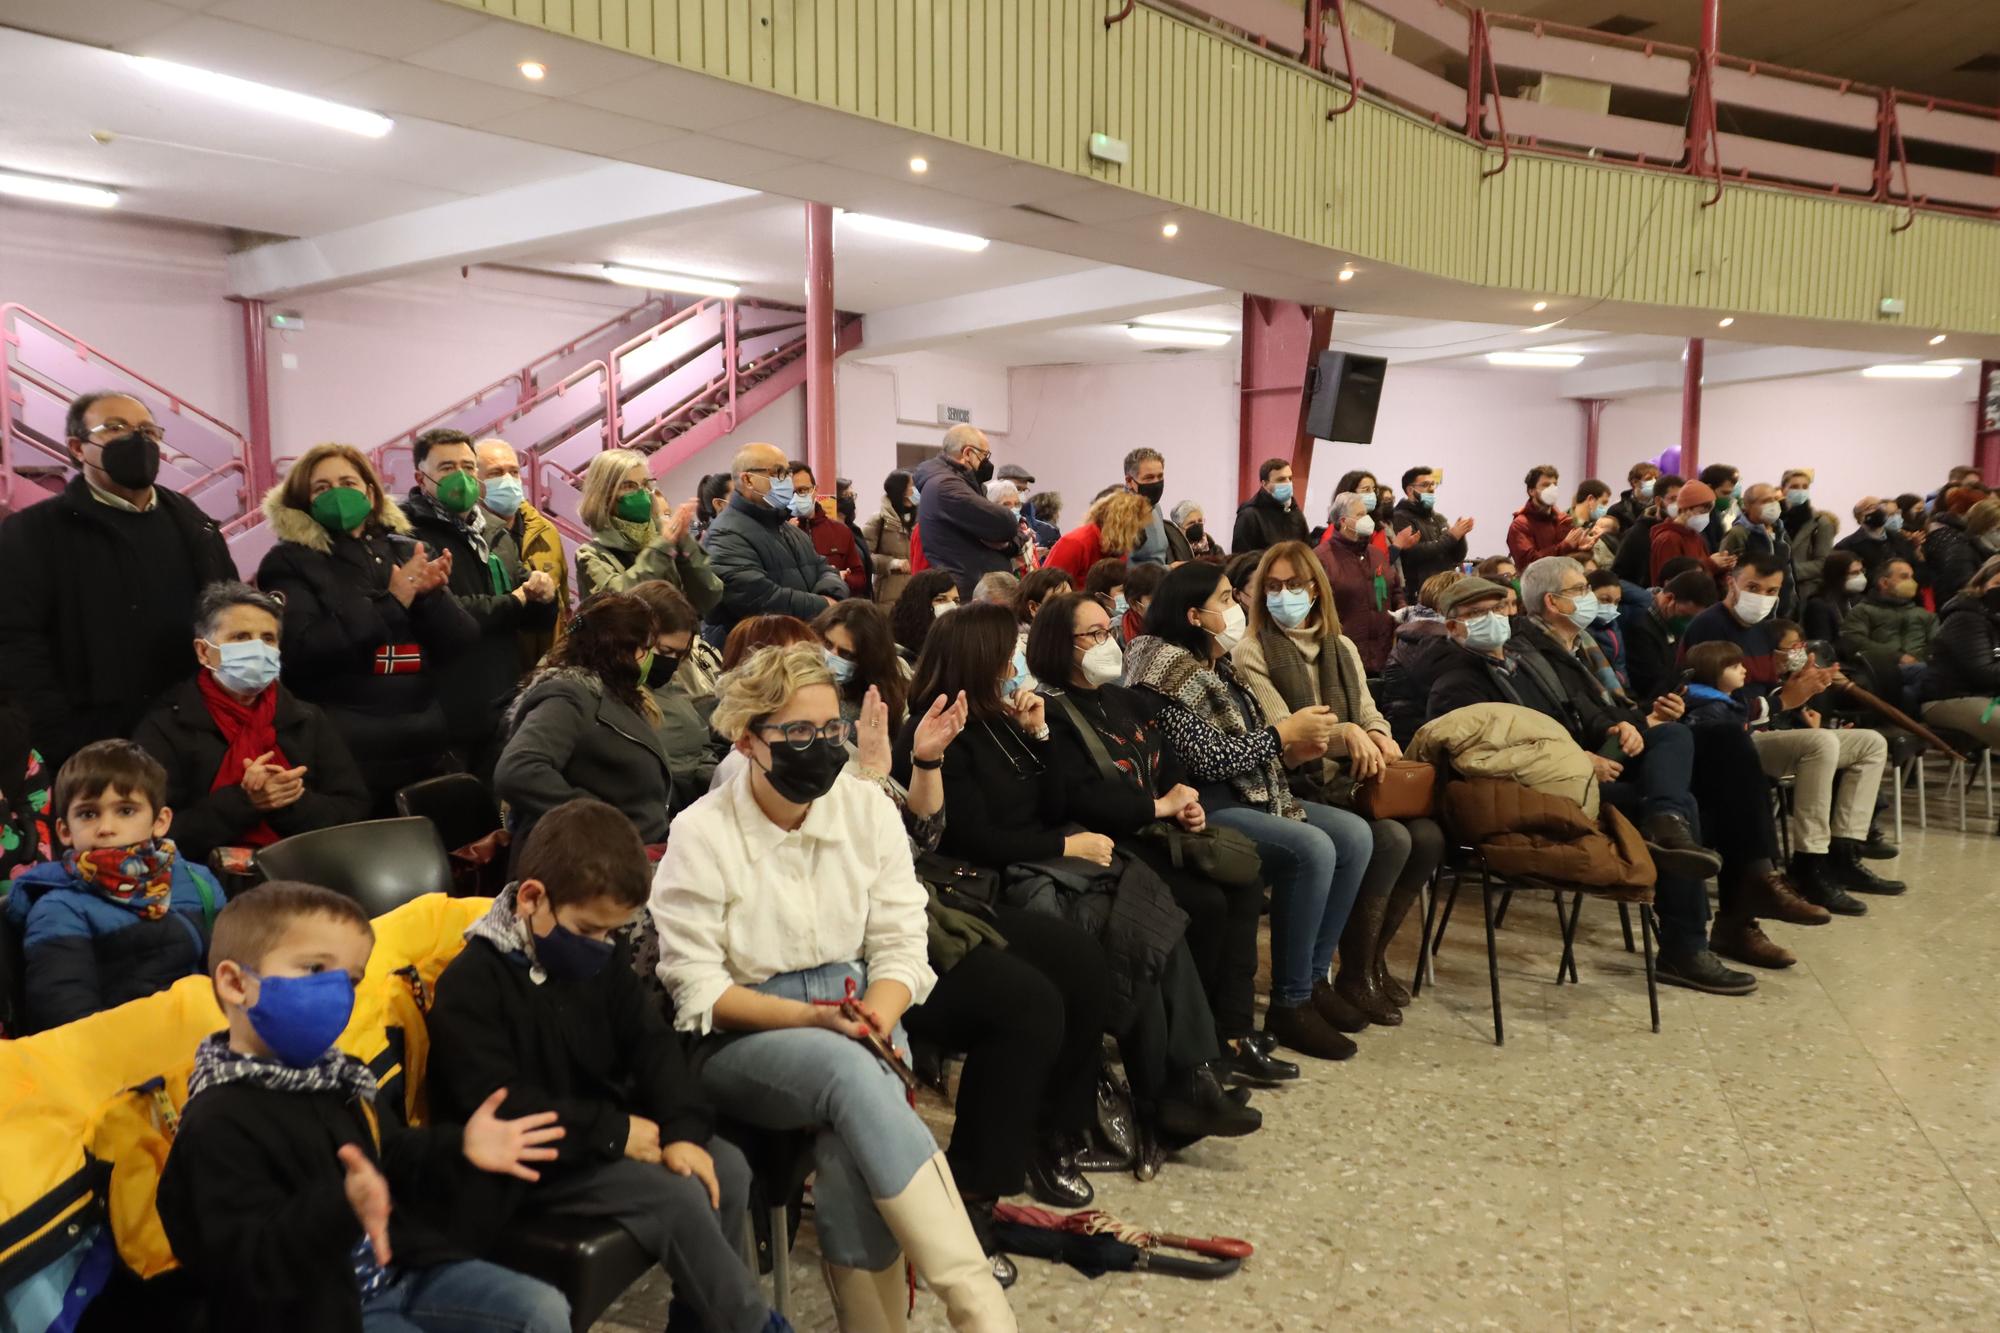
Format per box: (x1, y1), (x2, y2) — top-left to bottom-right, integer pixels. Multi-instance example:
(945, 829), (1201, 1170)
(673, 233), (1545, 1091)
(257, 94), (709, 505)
(909, 424), (1022, 596)
(476, 437), (569, 663)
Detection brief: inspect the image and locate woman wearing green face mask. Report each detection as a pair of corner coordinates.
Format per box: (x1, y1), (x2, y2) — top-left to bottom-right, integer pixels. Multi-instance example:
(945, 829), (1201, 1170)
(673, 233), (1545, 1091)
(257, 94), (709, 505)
(254, 442), (479, 812)
(573, 448), (725, 613)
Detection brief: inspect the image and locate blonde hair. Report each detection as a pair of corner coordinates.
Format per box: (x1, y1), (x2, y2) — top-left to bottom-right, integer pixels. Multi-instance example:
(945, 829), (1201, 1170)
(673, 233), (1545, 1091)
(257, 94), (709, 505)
(710, 642), (835, 741)
(279, 443), (388, 521)
(1087, 490), (1151, 555)
(577, 448), (651, 531)
(1967, 496), (2000, 540)
(1246, 541), (1340, 640)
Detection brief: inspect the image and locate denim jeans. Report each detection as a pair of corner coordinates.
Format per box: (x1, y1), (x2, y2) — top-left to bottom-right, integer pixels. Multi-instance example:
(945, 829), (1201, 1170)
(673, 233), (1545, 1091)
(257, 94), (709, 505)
(1208, 800), (1372, 1007)
(360, 1259), (569, 1333)
(697, 961), (942, 1269)
(1601, 719), (1699, 827)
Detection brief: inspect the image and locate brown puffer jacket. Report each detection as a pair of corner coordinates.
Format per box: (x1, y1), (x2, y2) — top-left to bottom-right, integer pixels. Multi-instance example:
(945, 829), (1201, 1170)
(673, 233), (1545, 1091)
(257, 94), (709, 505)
(1442, 778), (1656, 897)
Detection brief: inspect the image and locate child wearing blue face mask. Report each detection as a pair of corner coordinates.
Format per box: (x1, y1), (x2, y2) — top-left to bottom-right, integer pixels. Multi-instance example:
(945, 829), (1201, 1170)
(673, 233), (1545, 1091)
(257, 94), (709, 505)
(158, 880), (574, 1333)
(428, 798), (790, 1333)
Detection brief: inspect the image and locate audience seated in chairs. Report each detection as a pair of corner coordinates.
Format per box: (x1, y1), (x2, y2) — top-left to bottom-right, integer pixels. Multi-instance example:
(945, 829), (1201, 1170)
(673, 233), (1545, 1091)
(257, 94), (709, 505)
(496, 592), (673, 854)
(1229, 543), (1445, 1025)
(1920, 554), (2000, 754)
(134, 581), (369, 866)
(256, 442), (479, 811)
(652, 641), (1015, 1331)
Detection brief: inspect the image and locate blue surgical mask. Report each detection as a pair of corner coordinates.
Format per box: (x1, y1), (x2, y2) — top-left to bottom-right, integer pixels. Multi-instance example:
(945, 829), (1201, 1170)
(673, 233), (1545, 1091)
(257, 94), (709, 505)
(1113, 594), (1128, 616)
(1885, 513), (1904, 533)
(1593, 600), (1619, 624)
(1785, 488), (1810, 508)
(1463, 612), (1512, 652)
(1361, 492), (1377, 513)
(1418, 492), (1436, 510)
(1266, 588), (1313, 629)
(790, 490), (817, 520)
(1005, 651), (1031, 698)
(245, 969), (355, 1068)
(1563, 590), (1599, 630)
(825, 649), (856, 684)
(766, 475), (797, 513)
(1592, 503), (1609, 520)
(205, 639), (282, 695)
(1270, 482), (1294, 505)
(481, 474), (525, 520)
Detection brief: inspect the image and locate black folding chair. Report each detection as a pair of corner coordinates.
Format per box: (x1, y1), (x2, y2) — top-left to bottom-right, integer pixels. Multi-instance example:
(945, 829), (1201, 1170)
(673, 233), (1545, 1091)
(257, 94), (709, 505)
(253, 817), (452, 915)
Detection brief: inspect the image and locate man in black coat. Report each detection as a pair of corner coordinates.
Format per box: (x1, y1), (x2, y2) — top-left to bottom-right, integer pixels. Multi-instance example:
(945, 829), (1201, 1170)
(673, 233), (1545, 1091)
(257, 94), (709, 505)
(1230, 457), (1309, 554)
(910, 424), (1021, 596)
(402, 429), (558, 782)
(1389, 464), (1472, 593)
(0, 391), (236, 771)
(1620, 569), (1720, 705)
(702, 441), (847, 643)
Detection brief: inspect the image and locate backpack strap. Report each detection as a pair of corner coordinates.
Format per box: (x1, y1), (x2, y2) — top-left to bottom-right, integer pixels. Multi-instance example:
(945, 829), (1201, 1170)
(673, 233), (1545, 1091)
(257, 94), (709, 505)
(1050, 691), (1123, 786)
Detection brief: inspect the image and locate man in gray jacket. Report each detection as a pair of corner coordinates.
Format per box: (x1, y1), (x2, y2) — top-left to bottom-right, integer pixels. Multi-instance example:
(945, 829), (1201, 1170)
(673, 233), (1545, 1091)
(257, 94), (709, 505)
(700, 442), (847, 644)
(911, 424), (1022, 596)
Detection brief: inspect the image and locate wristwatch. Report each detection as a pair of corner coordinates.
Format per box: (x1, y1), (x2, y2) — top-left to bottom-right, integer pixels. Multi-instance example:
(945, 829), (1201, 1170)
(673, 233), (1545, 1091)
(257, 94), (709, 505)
(910, 755), (943, 770)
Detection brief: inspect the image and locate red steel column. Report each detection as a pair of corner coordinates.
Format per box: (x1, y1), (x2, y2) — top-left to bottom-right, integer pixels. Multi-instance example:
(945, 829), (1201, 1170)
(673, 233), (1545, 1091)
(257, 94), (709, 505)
(1236, 297), (1334, 504)
(804, 201), (837, 485)
(1977, 360), (2000, 483)
(1580, 398), (1606, 478)
(237, 298), (276, 498)
(1679, 338), (1704, 476)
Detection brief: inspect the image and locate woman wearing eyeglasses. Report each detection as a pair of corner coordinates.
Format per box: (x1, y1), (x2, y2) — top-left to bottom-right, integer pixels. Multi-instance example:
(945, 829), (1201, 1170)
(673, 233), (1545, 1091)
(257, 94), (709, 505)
(494, 590), (675, 854)
(653, 642), (1015, 1332)
(573, 448), (724, 610)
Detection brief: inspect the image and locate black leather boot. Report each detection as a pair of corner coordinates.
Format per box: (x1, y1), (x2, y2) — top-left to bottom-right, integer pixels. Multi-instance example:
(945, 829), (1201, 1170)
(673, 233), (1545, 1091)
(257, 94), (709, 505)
(1831, 838), (1906, 894)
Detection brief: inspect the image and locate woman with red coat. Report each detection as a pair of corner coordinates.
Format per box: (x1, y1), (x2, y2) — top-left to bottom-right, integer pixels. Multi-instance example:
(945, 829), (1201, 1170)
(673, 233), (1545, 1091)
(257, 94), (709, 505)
(1315, 491), (1404, 673)
(1043, 491), (1149, 582)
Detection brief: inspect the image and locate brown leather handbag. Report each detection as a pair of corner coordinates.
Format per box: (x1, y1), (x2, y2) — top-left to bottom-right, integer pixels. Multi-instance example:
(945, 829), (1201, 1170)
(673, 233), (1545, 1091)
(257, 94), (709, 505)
(1353, 760), (1437, 820)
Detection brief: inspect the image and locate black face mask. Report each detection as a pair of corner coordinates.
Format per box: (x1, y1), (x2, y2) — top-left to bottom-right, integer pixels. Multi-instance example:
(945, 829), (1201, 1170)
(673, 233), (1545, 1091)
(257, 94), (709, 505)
(973, 457), (995, 486)
(1134, 479), (1166, 507)
(757, 736), (847, 804)
(95, 433), (161, 489)
(836, 495), (857, 523)
(1185, 522), (1204, 544)
(1863, 510), (1887, 530)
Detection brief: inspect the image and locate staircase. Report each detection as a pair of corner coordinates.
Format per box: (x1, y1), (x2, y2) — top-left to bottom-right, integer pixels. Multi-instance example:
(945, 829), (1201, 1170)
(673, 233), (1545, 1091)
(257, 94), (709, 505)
(1, 295), (856, 573)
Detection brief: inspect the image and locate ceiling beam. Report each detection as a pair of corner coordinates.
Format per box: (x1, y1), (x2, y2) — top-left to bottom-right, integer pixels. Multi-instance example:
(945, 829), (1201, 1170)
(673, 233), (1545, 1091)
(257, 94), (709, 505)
(1555, 345), (1892, 399)
(226, 163), (758, 299)
(856, 266), (1228, 358)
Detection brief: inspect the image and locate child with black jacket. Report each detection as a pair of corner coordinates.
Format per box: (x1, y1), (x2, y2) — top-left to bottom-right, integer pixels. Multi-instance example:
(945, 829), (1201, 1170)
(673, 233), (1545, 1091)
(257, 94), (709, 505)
(426, 797), (787, 1333)
(157, 881), (570, 1333)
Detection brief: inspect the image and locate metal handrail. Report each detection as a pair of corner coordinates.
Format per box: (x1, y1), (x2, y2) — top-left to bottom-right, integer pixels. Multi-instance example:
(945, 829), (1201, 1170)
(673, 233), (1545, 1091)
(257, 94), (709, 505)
(1323, 0), (1360, 117)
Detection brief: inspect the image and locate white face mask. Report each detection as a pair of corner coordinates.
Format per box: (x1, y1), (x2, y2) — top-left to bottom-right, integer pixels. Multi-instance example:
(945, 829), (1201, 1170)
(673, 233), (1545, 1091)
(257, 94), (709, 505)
(1538, 484), (1561, 507)
(1756, 502), (1781, 525)
(1080, 638), (1124, 686)
(1353, 515), (1376, 538)
(1734, 589), (1777, 624)
(1685, 511), (1711, 534)
(1844, 572), (1867, 593)
(1664, 500), (1679, 518)
(932, 600), (958, 619)
(1205, 603), (1248, 653)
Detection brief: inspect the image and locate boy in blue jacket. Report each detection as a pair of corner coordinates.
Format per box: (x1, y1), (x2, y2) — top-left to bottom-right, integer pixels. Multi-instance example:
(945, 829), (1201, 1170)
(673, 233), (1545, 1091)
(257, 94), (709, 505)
(1682, 641), (1764, 731)
(5, 738), (222, 1031)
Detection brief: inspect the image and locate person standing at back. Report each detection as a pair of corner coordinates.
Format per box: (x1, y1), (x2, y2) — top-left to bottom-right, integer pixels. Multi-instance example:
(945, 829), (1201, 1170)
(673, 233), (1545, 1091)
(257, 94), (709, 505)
(1232, 458), (1309, 554)
(1506, 463), (1594, 568)
(1389, 465), (1472, 593)
(1121, 447), (1193, 565)
(476, 437), (570, 667)
(789, 461), (870, 598)
(0, 391), (236, 772)
(703, 443), (848, 644)
(911, 425), (1022, 597)
(864, 469), (919, 608)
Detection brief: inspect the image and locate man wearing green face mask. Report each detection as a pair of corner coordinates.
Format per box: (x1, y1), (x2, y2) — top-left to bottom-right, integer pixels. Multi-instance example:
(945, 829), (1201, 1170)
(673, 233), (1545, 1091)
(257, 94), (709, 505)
(403, 429), (560, 783)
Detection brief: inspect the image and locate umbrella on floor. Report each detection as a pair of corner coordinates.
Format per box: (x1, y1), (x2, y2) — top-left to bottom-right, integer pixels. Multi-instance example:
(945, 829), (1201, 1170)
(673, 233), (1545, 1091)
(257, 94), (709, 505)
(988, 1203), (1251, 1280)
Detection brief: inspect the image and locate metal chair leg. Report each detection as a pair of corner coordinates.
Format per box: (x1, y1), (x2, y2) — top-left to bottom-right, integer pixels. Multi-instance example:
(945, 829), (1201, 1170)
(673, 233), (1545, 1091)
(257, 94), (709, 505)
(770, 1203), (790, 1317)
(1493, 887), (1515, 929)
(1641, 905), (1660, 1034)
(1481, 870), (1503, 1046)
(1618, 902), (1636, 953)
(1556, 891), (1583, 984)
(1411, 867), (1447, 998)
(1892, 758), (1904, 838)
(1431, 875), (1462, 957)
(1420, 872), (1437, 986)
(1918, 754), (1929, 828)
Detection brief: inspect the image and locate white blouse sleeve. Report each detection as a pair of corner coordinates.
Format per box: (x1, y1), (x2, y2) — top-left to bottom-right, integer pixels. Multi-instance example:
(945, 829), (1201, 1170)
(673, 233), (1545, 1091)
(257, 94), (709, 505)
(857, 783), (936, 1005)
(650, 814), (734, 1035)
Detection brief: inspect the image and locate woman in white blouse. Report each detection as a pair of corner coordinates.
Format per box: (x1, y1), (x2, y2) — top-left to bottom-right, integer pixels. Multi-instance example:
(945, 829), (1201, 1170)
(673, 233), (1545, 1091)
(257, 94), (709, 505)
(652, 643), (1014, 1333)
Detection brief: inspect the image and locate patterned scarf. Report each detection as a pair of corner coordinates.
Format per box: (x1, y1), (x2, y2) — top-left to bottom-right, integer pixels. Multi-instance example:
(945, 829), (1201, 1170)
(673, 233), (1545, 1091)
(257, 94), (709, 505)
(1122, 635), (1300, 819)
(464, 882), (547, 981)
(63, 838), (177, 919)
(186, 1029), (378, 1103)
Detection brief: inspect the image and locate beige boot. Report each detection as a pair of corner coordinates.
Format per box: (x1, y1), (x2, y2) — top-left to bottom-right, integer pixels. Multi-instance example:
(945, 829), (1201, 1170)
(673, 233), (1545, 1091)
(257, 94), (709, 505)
(872, 1153), (1018, 1332)
(822, 1259), (908, 1333)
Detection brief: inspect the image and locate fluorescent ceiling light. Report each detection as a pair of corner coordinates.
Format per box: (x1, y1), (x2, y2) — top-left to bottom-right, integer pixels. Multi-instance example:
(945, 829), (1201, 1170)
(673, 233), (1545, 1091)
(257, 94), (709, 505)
(1929, 334), (1947, 346)
(602, 264), (741, 298)
(1133, 314), (1236, 333)
(518, 61), (547, 81)
(1860, 363), (1961, 379)
(1717, 316), (1735, 328)
(839, 212), (988, 252)
(1531, 300), (1549, 313)
(1125, 325), (1232, 348)
(1487, 351), (1583, 368)
(0, 169), (117, 209)
(128, 55), (393, 138)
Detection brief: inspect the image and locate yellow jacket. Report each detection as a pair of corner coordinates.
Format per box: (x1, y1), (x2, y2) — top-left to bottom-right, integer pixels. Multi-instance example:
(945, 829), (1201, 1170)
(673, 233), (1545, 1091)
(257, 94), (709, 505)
(513, 501), (570, 664)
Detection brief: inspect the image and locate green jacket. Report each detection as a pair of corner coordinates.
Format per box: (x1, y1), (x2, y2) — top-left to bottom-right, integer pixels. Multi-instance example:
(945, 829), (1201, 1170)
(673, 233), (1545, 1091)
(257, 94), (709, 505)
(1839, 594), (1935, 661)
(575, 524), (724, 614)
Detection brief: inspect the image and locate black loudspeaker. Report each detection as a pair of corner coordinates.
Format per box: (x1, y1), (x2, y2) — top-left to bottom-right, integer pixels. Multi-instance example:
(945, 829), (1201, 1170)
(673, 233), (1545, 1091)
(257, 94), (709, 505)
(1303, 351), (1388, 444)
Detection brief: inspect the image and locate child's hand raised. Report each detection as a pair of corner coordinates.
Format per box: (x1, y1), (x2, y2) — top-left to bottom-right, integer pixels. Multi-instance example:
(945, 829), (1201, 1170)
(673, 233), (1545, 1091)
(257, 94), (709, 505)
(337, 1144), (392, 1266)
(661, 1140), (721, 1210)
(462, 1088), (565, 1182)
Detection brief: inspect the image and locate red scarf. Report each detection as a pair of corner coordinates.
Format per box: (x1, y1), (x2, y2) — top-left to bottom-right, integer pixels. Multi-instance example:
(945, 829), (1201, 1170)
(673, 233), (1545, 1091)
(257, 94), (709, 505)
(198, 671), (289, 847)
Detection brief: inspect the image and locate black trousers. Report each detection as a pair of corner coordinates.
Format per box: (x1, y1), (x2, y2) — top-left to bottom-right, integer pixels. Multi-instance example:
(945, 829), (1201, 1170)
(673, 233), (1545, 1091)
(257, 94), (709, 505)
(901, 907), (1110, 1198)
(1117, 939), (1222, 1112)
(1123, 840), (1260, 1040)
(1689, 724), (1782, 916)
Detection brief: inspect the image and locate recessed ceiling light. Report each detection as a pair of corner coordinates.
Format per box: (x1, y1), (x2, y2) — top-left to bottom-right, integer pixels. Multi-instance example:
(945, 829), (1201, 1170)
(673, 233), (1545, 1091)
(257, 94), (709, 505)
(1125, 324), (1233, 347)
(1337, 266), (1356, 282)
(1160, 222), (1180, 238)
(1718, 316), (1735, 328)
(1133, 314), (1236, 333)
(518, 61), (547, 81)
(908, 156), (928, 174)
(0, 169), (118, 209)
(1860, 363), (1961, 379)
(1531, 300), (1549, 313)
(1487, 351), (1584, 368)
(1929, 333), (1947, 345)
(128, 55), (392, 138)
(839, 212), (988, 251)
(601, 264), (740, 298)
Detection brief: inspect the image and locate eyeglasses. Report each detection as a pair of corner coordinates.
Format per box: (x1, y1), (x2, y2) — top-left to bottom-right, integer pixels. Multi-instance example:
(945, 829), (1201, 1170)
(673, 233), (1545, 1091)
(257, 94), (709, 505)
(1073, 627), (1114, 648)
(746, 465), (789, 479)
(754, 719), (854, 750)
(85, 421), (165, 443)
(1263, 576), (1314, 594)
(1557, 585), (1591, 599)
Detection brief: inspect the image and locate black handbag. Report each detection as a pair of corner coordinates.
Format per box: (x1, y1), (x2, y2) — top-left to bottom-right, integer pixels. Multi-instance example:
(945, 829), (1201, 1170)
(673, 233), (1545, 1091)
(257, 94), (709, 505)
(912, 849), (1002, 908)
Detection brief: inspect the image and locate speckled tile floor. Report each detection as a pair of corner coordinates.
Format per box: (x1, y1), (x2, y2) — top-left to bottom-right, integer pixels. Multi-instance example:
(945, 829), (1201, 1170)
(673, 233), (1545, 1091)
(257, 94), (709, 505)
(600, 819), (2000, 1332)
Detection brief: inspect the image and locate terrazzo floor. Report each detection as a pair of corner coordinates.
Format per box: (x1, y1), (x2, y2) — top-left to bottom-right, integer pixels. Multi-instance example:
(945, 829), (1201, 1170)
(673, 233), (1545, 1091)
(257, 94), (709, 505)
(601, 819), (2000, 1331)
